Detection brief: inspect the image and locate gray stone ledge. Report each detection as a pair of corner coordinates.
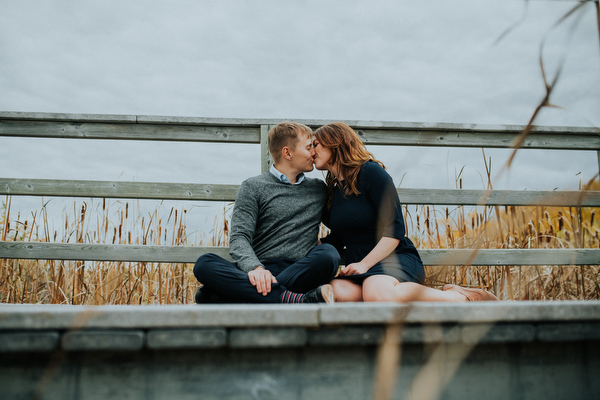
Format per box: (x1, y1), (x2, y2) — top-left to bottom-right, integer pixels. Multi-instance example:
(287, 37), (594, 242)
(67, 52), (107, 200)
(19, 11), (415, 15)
(61, 330), (144, 351)
(308, 326), (385, 346)
(0, 331), (60, 352)
(462, 323), (537, 344)
(402, 300), (600, 324)
(320, 302), (408, 324)
(1, 301), (599, 331)
(147, 328), (226, 349)
(536, 322), (600, 342)
(403, 324), (461, 343)
(0, 322), (598, 353)
(229, 328), (307, 348)
(0, 304), (320, 330)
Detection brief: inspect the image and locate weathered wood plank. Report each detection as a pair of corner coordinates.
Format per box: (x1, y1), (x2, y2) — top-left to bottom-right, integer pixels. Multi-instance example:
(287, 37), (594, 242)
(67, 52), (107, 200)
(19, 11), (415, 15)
(419, 248), (600, 266)
(0, 111), (137, 123)
(397, 188), (600, 207)
(3, 111), (598, 135)
(0, 179), (239, 201)
(0, 121), (260, 143)
(2, 113), (598, 150)
(0, 241), (230, 263)
(2, 179), (598, 206)
(1, 241), (598, 266)
(354, 128), (600, 150)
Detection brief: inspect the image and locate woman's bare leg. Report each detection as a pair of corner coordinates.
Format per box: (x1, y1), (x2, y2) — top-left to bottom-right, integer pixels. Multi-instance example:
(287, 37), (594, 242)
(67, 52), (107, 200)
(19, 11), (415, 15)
(362, 275), (466, 303)
(330, 278), (363, 302)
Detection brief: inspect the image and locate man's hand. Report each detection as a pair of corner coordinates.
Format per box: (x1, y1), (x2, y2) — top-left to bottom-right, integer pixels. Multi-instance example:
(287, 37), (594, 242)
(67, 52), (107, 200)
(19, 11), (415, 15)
(248, 266), (277, 296)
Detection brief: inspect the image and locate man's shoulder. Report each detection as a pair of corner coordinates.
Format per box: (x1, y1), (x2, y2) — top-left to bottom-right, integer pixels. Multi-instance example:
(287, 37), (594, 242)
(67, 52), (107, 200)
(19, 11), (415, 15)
(302, 176), (327, 190)
(241, 172), (276, 187)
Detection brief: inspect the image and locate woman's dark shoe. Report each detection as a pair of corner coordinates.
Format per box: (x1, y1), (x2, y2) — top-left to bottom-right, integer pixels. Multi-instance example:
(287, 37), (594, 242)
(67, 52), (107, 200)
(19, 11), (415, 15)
(443, 284), (499, 302)
(303, 284), (335, 304)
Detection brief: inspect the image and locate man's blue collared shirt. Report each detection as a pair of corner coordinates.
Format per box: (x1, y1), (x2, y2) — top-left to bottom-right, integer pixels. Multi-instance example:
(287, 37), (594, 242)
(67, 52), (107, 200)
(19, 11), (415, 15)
(269, 164), (306, 185)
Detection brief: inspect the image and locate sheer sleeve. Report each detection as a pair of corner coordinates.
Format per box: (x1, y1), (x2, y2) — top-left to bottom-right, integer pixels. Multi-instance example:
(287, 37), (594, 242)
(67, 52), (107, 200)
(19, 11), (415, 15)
(363, 162), (406, 240)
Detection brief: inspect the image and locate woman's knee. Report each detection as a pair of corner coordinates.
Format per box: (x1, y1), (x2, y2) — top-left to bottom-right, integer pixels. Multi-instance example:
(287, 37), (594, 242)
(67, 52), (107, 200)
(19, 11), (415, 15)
(331, 279), (363, 302)
(363, 280), (426, 303)
(362, 275), (403, 302)
(363, 288), (397, 302)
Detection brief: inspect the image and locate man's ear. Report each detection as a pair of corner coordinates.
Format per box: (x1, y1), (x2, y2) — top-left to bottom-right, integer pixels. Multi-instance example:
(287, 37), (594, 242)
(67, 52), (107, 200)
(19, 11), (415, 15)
(282, 146), (292, 161)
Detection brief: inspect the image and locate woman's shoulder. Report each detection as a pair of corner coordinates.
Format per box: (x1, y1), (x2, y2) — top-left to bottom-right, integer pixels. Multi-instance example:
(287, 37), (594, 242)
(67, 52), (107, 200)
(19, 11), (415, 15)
(358, 160), (395, 189)
(360, 160), (388, 178)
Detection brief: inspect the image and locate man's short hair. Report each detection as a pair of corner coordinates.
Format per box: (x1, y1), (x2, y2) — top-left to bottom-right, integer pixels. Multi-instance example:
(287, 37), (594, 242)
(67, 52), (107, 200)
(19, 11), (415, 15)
(268, 122), (313, 163)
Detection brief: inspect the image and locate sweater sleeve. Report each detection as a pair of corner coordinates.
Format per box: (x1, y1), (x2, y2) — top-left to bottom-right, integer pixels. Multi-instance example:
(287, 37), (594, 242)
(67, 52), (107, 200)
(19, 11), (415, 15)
(229, 180), (262, 273)
(364, 163), (406, 240)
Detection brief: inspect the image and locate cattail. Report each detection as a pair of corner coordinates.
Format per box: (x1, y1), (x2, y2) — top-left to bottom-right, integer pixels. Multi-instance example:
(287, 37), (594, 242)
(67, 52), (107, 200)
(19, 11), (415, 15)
(558, 211), (563, 231)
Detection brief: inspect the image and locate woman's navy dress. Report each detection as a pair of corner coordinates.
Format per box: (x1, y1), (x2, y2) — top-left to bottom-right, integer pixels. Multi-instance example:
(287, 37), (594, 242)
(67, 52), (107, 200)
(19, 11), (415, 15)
(322, 161), (425, 284)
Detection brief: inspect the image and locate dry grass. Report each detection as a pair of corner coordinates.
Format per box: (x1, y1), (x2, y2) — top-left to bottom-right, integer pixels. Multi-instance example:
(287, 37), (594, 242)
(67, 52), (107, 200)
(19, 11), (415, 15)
(412, 200), (600, 301)
(1, 178), (598, 304)
(0, 196), (231, 305)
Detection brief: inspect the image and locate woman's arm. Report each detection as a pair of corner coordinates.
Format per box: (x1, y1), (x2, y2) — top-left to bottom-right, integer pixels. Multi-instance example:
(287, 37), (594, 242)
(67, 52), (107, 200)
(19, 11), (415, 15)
(339, 236), (400, 276)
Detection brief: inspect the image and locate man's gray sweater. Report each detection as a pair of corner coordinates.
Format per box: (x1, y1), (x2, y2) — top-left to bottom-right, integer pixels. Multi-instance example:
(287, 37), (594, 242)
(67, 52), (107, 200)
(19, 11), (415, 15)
(229, 172), (327, 273)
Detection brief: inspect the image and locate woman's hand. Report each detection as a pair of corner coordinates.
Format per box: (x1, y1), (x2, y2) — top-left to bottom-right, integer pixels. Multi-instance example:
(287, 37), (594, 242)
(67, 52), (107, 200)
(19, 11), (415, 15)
(339, 237), (401, 277)
(340, 261), (370, 276)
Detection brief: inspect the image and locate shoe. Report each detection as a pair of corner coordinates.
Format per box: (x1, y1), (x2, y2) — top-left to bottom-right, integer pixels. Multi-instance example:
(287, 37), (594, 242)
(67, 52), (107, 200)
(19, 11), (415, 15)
(195, 286), (208, 304)
(303, 284), (335, 304)
(194, 286), (228, 304)
(443, 284), (499, 302)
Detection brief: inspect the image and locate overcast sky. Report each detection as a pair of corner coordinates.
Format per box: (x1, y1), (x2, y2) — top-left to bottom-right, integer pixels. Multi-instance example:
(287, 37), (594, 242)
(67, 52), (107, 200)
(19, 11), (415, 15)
(1, 1), (599, 236)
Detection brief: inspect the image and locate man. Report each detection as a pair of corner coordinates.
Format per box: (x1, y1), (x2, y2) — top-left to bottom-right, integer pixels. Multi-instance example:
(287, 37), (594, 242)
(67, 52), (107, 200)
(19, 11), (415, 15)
(193, 122), (339, 303)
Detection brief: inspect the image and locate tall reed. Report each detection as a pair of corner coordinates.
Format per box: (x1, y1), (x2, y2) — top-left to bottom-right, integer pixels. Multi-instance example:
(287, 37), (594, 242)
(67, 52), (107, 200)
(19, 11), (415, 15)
(1, 181), (598, 304)
(0, 196), (232, 305)
(410, 179), (600, 301)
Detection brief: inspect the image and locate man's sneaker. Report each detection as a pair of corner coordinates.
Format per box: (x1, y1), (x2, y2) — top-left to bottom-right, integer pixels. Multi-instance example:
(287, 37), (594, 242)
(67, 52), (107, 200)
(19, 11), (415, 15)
(194, 286), (228, 304)
(303, 284), (335, 304)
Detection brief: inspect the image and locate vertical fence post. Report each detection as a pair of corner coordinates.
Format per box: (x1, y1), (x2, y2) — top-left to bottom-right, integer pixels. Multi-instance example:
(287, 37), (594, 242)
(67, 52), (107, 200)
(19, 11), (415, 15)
(597, 150), (600, 179)
(260, 124), (275, 173)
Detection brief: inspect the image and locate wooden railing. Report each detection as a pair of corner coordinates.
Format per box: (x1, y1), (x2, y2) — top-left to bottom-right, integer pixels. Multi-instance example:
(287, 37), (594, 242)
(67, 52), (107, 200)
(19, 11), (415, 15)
(1, 111), (599, 268)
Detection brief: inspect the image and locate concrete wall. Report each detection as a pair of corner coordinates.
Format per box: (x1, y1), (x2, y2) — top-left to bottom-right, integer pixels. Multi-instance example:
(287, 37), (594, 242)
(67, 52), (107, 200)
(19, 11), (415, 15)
(1, 302), (599, 400)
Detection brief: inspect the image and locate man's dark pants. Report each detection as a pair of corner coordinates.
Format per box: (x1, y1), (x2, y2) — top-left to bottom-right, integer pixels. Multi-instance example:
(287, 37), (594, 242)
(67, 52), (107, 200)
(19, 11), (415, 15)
(193, 244), (340, 303)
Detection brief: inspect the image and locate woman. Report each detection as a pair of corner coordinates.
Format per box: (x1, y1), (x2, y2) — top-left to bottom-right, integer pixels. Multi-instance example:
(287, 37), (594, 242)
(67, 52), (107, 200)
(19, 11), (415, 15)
(314, 122), (498, 302)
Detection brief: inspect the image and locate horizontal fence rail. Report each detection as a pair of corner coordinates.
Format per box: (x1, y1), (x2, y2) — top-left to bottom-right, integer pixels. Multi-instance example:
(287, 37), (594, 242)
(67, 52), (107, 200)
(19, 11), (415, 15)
(2, 112), (600, 149)
(0, 179), (240, 202)
(1, 178), (599, 206)
(1, 241), (598, 266)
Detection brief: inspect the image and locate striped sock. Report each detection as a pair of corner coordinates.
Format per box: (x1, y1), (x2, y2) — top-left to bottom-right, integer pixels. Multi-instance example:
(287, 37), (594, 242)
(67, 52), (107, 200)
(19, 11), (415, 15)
(280, 290), (304, 303)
